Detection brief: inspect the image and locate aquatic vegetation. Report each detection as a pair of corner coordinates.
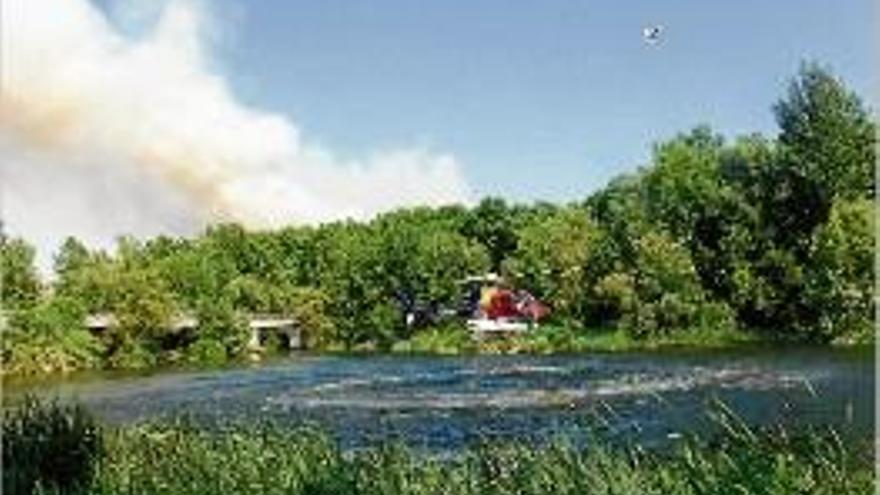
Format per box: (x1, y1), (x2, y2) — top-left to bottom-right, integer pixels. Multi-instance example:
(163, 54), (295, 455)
(2, 398), (874, 495)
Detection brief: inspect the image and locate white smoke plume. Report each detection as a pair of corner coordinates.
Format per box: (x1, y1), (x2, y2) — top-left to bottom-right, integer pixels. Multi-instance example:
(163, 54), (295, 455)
(0, 0), (471, 269)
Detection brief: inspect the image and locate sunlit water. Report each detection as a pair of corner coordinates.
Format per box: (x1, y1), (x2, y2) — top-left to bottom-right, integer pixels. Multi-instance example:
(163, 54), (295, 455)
(5, 348), (874, 450)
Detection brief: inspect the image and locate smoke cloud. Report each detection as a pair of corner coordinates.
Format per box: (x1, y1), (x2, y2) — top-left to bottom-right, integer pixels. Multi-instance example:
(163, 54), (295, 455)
(0, 0), (471, 269)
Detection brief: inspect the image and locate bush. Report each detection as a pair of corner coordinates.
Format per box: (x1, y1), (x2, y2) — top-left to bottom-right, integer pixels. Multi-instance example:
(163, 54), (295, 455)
(195, 297), (250, 358)
(805, 199), (874, 342)
(522, 325), (590, 353)
(395, 324), (474, 354)
(591, 232), (740, 340)
(368, 302), (403, 350)
(106, 338), (157, 370)
(3, 297), (103, 375)
(2, 397), (103, 495)
(186, 338), (229, 366)
(285, 287), (335, 349)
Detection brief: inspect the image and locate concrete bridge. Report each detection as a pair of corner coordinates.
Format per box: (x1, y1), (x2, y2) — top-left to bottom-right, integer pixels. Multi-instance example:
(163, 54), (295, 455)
(84, 313), (302, 350)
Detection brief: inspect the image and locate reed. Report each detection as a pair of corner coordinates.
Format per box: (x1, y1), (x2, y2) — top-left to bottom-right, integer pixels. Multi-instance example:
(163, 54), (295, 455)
(3, 398), (874, 495)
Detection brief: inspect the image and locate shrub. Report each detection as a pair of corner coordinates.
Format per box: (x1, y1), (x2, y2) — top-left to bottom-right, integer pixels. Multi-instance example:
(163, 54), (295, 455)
(285, 287), (335, 349)
(195, 297), (250, 358)
(186, 338), (229, 366)
(106, 337), (157, 370)
(368, 302), (403, 350)
(397, 324), (474, 354)
(592, 232), (739, 339)
(3, 297), (103, 375)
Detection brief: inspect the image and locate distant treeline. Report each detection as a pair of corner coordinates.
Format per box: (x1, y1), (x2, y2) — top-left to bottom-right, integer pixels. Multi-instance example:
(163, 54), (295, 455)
(1, 63), (875, 374)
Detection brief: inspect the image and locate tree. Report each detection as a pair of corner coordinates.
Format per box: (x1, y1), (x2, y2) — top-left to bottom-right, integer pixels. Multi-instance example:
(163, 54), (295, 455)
(105, 268), (176, 368)
(53, 253), (118, 314)
(413, 230), (489, 306)
(757, 63), (875, 256)
(1, 236), (41, 309)
(225, 275), (277, 313)
(585, 172), (652, 275)
(643, 126), (726, 243)
(594, 231), (733, 338)
(53, 237), (92, 278)
(505, 207), (598, 322)
(154, 247), (221, 310)
(462, 197), (519, 271)
(774, 62), (876, 200)
(804, 199), (874, 342)
(275, 226), (320, 287)
(312, 222), (384, 348)
(728, 63), (877, 337)
(642, 127), (766, 301)
(374, 209), (489, 302)
(191, 295), (249, 362)
(284, 287), (335, 349)
(685, 135), (771, 300)
(3, 296), (103, 374)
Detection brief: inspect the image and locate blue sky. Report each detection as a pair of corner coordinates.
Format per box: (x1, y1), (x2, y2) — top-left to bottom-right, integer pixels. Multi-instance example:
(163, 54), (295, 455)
(97, 0), (876, 203)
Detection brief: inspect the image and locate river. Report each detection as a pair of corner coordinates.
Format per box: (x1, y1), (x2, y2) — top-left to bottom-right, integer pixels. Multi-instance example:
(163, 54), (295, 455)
(4, 347), (874, 450)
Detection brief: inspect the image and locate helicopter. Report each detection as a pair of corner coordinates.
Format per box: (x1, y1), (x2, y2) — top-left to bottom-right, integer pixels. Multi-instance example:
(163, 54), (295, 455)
(643, 25), (664, 45)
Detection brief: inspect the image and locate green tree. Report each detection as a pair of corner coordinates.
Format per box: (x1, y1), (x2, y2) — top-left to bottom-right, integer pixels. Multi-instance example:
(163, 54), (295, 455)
(154, 247), (220, 310)
(368, 208), (491, 341)
(225, 275), (277, 313)
(374, 209), (489, 299)
(462, 197), (519, 271)
(584, 172), (652, 278)
(413, 230), (489, 306)
(53, 238), (109, 310)
(3, 296), (103, 374)
(774, 62), (876, 200)
(53, 254), (118, 314)
(1, 236), (41, 309)
(53, 237), (92, 279)
(275, 226), (320, 287)
(191, 296), (249, 363)
(105, 268), (176, 368)
(284, 287), (335, 349)
(728, 63), (877, 338)
(505, 207), (599, 322)
(313, 222), (384, 348)
(594, 232), (733, 338)
(804, 199), (875, 342)
(643, 126), (726, 242)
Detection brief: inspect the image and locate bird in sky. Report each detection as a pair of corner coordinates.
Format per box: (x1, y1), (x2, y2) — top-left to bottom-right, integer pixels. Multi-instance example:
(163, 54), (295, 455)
(643, 25), (664, 44)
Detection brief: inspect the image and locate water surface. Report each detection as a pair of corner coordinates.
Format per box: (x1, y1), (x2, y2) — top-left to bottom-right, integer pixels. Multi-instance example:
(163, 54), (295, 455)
(5, 348), (874, 450)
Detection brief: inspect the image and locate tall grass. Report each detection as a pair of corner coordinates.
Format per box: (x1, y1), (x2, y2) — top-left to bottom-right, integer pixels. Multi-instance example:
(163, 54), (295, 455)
(2, 397), (102, 495)
(3, 398), (874, 495)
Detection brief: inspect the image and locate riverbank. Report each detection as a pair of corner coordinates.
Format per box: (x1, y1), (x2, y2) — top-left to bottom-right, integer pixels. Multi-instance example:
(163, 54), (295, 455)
(389, 324), (769, 355)
(4, 399), (874, 495)
(2, 322), (871, 380)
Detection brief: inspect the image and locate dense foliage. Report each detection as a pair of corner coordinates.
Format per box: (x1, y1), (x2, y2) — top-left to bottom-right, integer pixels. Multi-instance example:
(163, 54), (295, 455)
(1, 63), (875, 373)
(2, 398), (874, 495)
